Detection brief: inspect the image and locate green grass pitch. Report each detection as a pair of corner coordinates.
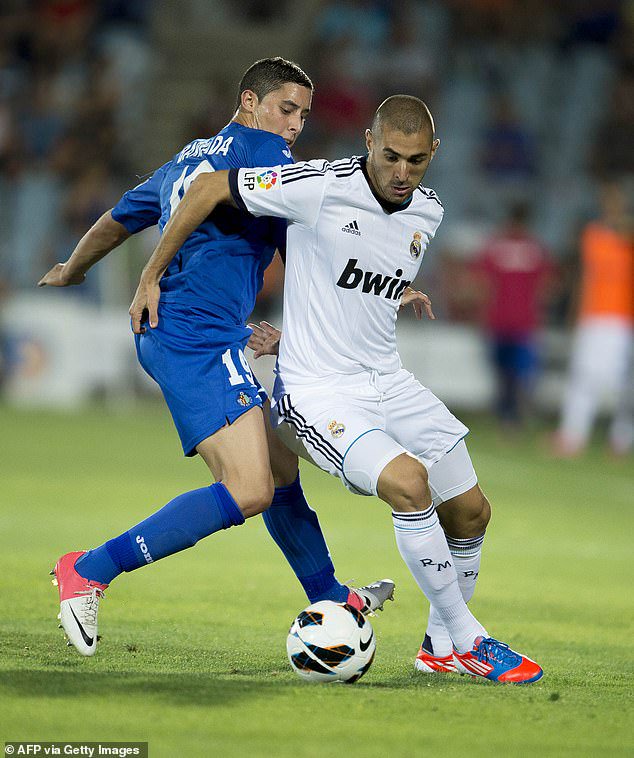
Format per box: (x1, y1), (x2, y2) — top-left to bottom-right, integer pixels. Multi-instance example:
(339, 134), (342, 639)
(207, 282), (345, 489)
(1, 404), (632, 756)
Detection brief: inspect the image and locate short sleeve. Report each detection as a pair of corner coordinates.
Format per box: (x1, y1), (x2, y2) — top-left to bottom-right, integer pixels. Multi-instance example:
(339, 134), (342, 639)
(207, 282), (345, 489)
(252, 136), (294, 168)
(111, 163), (169, 234)
(229, 159), (330, 227)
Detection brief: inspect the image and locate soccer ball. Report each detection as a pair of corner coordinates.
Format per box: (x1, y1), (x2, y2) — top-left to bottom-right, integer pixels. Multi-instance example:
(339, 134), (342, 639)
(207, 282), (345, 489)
(286, 600), (376, 683)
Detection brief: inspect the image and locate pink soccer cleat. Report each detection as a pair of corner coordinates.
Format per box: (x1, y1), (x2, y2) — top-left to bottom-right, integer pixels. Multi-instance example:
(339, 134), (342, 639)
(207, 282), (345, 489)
(51, 551), (108, 656)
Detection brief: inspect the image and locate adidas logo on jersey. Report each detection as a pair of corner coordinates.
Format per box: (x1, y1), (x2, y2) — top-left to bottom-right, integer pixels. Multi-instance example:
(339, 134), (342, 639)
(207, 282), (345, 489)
(336, 258), (411, 300)
(341, 220), (361, 236)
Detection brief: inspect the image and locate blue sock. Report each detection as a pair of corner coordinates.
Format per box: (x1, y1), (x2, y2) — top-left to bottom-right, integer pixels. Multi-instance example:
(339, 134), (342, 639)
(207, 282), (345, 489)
(75, 483), (244, 584)
(262, 475), (348, 603)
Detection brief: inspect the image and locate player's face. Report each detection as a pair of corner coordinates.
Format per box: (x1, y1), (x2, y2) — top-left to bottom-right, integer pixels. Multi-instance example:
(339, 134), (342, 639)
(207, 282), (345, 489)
(365, 126), (440, 204)
(252, 83), (312, 148)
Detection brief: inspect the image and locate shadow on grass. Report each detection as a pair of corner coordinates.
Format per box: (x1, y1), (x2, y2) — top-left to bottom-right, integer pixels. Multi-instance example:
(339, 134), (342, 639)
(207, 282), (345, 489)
(0, 669), (298, 706)
(0, 665), (501, 708)
(1, 632), (547, 702)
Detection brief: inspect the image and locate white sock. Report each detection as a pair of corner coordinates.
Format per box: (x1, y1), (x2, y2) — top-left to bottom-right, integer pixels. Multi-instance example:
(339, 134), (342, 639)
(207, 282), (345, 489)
(425, 533), (485, 656)
(392, 507), (486, 653)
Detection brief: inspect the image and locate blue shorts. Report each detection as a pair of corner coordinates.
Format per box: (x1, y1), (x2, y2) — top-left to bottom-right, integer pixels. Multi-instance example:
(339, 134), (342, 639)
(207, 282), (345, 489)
(134, 302), (265, 456)
(492, 338), (538, 382)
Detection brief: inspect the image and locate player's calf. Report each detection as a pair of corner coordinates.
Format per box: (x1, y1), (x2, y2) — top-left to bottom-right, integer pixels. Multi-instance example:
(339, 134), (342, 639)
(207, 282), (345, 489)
(436, 485), (491, 539)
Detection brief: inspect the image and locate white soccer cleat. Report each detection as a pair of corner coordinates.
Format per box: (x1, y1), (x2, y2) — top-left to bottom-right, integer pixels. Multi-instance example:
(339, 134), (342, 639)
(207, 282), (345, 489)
(347, 579), (395, 616)
(51, 551), (108, 656)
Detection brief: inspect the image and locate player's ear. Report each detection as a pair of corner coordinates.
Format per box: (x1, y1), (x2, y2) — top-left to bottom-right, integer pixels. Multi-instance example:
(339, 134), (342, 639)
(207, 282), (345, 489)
(240, 89), (259, 113)
(430, 138), (440, 161)
(365, 129), (373, 153)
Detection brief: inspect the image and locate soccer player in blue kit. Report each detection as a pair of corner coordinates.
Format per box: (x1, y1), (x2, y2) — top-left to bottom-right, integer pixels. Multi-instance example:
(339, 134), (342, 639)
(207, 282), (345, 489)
(39, 58), (393, 656)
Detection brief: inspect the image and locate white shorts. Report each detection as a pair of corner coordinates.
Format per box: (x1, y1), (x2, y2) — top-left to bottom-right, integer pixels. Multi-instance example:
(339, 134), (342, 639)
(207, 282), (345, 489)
(272, 368), (476, 503)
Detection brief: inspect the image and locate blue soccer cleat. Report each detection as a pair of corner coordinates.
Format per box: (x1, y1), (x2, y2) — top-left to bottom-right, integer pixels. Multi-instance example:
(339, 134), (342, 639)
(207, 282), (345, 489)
(453, 636), (543, 684)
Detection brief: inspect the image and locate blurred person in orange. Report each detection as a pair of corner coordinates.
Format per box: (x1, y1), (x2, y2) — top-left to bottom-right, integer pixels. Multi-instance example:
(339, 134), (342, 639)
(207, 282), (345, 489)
(554, 181), (633, 456)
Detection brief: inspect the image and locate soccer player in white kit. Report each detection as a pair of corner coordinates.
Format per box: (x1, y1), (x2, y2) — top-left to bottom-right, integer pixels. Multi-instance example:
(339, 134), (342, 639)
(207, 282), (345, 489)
(133, 95), (543, 683)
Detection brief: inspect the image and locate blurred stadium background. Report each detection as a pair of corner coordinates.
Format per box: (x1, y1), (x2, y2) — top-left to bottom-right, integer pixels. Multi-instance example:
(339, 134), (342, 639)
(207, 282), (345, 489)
(0, 0), (632, 433)
(1, 4), (632, 755)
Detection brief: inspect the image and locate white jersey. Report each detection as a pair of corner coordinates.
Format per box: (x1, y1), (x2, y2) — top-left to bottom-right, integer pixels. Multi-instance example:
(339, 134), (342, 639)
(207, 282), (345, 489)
(232, 156), (444, 387)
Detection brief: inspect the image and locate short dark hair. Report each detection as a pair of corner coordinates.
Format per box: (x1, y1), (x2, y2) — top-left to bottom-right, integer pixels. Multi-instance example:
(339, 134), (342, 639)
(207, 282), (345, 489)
(236, 57), (313, 109)
(372, 95), (435, 137)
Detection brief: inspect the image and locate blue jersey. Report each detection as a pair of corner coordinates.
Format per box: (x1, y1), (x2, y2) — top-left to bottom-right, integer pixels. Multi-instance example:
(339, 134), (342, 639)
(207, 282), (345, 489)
(112, 121), (292, 326)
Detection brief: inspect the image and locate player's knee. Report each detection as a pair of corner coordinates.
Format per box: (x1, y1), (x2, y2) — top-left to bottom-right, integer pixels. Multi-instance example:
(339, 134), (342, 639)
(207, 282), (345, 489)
(229, 472), (275, 518)
(438, 485), (491, 537)
(460, 489), (490, 535)
(378, 454), (431, 512)
(477, 492), (492, 531)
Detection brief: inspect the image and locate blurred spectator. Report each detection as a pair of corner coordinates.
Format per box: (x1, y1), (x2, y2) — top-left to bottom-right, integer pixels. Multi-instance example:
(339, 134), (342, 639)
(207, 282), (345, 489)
(0, 1), (150, 296)
(560, 0), (623, 48)
(315, 0), (390, 51)
(481, 94), (537, 182)
(307, 43), (375, 158)
(374, 2), (438, 99)
(183, 79), (233, 146)
(472, 202), (554, 428)
(554, 181), (633, 456)
(52, 161), (119, 299)
(593, 62), (634, 176)
(223, 0), (290, 23)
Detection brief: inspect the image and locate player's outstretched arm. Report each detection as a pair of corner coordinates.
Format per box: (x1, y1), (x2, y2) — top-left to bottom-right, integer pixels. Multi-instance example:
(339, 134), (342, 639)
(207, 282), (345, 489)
(129, 171), (234, 334)
(37, 211), (131, 288)
(400, 287), (436, 320)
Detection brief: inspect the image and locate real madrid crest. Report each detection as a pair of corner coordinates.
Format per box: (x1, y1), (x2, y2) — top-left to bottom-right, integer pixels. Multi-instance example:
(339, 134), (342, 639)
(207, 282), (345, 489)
(237, 392), (253, 407)
(410, 231), (423, 259)
(327, 420), (345, 439)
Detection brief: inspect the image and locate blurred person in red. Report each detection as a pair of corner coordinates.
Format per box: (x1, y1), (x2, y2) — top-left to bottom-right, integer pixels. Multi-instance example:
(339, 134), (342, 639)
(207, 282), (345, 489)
(554, 181), (633, 457)
(472, 202), (554, 429)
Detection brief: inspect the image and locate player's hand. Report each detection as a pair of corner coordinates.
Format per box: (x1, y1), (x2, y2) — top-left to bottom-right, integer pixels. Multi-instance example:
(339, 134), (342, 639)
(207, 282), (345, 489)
(37, 263), (86, 287)
(400, 287), (435, 320)
(247, 320), (281, 358)
(129, 274), (161, 334)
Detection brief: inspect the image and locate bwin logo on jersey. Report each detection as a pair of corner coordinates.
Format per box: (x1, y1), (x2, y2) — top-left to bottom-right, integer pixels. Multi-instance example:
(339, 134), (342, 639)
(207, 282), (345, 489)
(336, 258), (411, 300)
